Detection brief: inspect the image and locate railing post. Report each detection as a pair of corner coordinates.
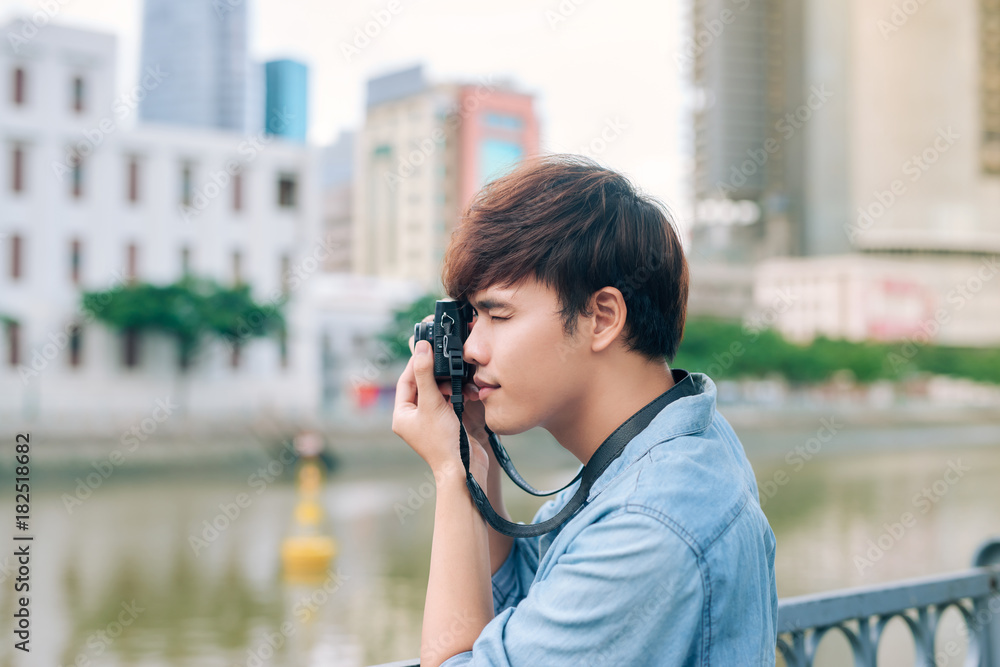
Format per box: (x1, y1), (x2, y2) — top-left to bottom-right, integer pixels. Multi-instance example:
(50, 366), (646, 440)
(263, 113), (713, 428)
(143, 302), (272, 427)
(973, 538), (1000, 667)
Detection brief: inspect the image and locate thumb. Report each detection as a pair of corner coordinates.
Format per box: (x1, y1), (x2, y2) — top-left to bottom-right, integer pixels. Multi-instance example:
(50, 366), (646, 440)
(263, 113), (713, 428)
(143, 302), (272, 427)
(412, 340), (442, 401)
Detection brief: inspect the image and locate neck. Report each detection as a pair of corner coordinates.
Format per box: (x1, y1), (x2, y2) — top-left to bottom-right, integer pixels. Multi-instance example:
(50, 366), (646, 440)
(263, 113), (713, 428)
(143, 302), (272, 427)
(545, 356), (676, 466)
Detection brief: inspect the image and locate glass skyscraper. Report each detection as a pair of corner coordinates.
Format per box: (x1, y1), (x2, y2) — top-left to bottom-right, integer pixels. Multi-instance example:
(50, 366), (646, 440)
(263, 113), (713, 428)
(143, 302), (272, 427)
(264, 59), (309, 142)
(139, 0), (252, 132)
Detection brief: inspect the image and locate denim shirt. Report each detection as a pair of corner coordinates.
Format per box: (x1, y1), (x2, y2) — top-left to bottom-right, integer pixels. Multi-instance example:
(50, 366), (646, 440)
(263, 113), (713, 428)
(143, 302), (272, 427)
(440, 372), (778, 666)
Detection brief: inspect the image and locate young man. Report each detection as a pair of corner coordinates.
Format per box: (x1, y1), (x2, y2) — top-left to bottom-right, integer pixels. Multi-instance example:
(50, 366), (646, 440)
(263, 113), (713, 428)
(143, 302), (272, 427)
(392, 155), (777, 666)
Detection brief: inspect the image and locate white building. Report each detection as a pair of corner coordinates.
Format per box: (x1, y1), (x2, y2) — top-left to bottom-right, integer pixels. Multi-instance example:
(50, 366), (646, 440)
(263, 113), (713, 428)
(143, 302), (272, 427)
(753, 254), (1000, 347)
(312, 273), (424, 422)
(0, 20), (323, 436)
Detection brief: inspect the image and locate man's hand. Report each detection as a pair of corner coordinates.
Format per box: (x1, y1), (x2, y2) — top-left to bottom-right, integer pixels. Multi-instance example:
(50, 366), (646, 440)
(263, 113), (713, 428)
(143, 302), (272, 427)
(393, 339), (489, 485)
(407, 315), (490, 447)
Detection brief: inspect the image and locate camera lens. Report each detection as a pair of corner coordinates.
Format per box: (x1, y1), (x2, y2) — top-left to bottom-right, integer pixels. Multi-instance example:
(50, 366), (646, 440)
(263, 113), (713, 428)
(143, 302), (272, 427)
(414, 322), (433, 344)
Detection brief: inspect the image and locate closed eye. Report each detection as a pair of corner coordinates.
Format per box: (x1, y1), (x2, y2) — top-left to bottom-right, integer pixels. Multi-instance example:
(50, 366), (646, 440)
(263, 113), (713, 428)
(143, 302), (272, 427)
(490, 315), (509, 321)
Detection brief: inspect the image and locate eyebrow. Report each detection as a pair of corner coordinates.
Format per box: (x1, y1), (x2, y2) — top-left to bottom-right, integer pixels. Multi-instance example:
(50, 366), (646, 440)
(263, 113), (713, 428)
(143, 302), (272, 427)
(469, 297), (513, 311)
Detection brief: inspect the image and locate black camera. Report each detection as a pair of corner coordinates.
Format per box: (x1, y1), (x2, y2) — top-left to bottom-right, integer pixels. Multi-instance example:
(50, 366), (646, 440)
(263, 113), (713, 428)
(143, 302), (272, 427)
(413, 299), (475, 383)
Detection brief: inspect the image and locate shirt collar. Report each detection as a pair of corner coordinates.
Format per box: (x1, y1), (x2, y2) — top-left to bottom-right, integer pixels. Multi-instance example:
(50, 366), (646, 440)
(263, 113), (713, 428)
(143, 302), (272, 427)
(586, 369), (718, 500)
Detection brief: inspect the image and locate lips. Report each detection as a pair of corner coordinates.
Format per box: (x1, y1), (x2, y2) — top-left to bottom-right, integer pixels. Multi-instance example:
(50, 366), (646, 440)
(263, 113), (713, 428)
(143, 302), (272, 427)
(474, 376), (499, 399)
(474, 376), (499, 390)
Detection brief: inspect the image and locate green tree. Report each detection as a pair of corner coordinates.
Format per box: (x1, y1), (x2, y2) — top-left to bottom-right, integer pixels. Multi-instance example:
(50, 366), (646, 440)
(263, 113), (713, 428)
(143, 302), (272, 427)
(377, 293), (444, 360)
(82, 276), (285, 370)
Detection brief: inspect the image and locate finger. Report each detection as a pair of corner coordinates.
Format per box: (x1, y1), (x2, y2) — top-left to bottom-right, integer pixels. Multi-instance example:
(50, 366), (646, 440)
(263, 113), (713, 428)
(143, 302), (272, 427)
(462, 382), (481, 401)
(412, 340), (443, 405)
(393, 356), (417, 413)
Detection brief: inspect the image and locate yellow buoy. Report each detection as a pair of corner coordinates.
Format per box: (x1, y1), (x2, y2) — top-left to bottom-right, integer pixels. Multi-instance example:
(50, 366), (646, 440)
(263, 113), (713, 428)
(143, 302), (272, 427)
(281, 433), (338, 583)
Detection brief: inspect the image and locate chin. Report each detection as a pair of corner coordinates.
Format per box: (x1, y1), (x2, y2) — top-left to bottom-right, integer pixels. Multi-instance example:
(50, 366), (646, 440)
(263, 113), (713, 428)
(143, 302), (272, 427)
(484, 408), (537, 437)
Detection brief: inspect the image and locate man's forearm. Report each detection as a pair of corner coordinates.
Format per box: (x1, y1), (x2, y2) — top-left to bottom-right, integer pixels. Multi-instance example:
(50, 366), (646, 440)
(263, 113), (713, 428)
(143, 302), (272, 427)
(477, 430), (515, 575)
(422, 466), (494, 667)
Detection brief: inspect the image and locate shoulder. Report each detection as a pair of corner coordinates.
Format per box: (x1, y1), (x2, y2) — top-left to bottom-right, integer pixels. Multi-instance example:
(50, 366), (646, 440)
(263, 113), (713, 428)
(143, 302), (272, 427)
(622, 411), (767, 558)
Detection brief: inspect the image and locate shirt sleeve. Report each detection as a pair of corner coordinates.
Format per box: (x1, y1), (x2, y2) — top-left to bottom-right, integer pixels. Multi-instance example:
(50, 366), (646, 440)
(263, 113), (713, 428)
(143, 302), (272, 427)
(490, 536), (540, 616)
(440, 507), (705, 666)
(488, 481), (578, 616)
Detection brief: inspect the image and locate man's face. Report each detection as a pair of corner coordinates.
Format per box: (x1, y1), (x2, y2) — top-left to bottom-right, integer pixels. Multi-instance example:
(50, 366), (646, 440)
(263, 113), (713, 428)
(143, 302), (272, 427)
(463, 276), (590, 435)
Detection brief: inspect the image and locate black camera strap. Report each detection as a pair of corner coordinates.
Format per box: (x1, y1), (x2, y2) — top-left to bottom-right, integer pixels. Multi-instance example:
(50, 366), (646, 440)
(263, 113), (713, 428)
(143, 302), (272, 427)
(484, 428), (583, 497)
(453, 369), (697, 538)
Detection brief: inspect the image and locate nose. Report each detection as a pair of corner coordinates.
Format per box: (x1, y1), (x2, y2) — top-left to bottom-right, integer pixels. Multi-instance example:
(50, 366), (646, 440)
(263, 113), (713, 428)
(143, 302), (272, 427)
(463, 317), (488, 367)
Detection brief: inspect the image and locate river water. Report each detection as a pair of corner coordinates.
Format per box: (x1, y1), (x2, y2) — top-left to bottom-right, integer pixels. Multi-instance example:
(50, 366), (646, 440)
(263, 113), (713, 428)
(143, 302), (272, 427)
(1, 422), (998, 667)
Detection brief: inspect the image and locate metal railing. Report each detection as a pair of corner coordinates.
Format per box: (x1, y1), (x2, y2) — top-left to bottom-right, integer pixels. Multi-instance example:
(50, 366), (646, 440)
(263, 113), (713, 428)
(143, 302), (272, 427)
(777, 538), (1000, 666)
(372, 538), (1000, 667)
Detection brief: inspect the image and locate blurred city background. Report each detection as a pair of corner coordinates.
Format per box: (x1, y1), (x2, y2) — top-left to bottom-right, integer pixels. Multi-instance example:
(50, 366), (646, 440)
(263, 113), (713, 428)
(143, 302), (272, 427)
(0, 0), (998, 665)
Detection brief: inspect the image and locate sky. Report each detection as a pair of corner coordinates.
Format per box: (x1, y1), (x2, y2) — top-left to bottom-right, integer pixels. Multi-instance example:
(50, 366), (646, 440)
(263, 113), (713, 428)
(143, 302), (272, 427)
(0, 0), (692, 224)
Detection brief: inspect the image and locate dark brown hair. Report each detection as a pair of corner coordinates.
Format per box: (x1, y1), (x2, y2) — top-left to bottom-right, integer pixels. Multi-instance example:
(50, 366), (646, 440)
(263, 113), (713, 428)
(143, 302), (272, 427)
(442, 154), (689, 362)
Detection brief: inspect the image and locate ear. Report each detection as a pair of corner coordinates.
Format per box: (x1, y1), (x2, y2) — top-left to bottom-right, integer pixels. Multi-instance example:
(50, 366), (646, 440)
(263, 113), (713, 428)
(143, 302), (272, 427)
(589, 287), (627, 353)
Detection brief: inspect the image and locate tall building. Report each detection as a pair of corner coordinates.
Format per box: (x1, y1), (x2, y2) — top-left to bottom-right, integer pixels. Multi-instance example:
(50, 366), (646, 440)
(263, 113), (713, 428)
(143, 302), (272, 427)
(688, 0), (1000, 345)
(689, 0), (807, 265)
(353, 66), (540, 293)
(0, 20), (322, 433)
(320, 130), (354, 273)
(264, 59), (308, 142)
(139, 0), (252, 132)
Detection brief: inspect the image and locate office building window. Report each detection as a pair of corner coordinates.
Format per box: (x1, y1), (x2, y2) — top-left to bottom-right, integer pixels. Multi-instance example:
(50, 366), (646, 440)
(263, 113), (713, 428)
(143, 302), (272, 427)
(6, 321), (19, 366)
(69, 325), (82, 367)
(72, 76), (85, 113)
(123, 328), (140, 368)
(127, 156), (140, 203)
(982, 0), (1000, 173)
(279, 328), (288, 369)
(181, 246), (191, 277)
(70, 238), (82, 284)
(232, 250), (242, 285)
(280, 254), (290, 295)
(126, 243), (138, 283)
(181, 163), (193, 206)
(11, 144), (23, 193)
(278, 173), (298, 208)
(70, 156), (83, 198)
(233, 172), (243, 212)
(10, 234), (22, 280)
(12, 67), (25, 105)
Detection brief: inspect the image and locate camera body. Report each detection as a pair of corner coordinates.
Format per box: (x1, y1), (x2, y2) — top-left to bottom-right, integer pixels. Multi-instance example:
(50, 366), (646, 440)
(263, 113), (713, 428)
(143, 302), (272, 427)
(413, 299), (475, 382)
